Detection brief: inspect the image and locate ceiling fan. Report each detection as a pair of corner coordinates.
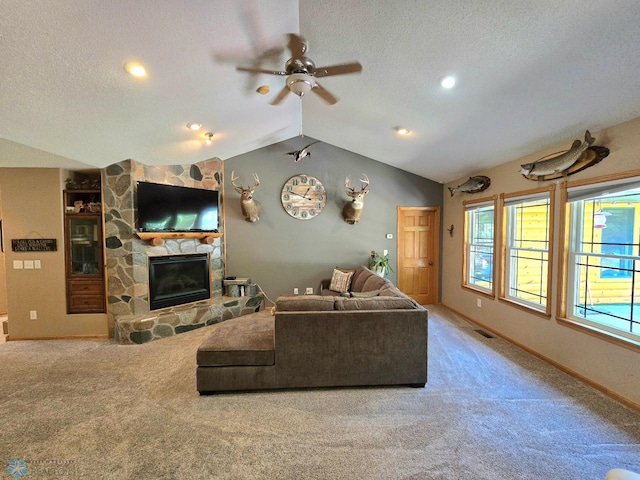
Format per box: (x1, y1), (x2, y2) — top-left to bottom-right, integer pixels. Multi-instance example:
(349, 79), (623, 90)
(236, 33), (362, 105)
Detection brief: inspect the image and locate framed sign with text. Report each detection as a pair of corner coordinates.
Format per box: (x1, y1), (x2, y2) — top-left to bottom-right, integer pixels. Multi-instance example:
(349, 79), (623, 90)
(11, 239), (57, 252)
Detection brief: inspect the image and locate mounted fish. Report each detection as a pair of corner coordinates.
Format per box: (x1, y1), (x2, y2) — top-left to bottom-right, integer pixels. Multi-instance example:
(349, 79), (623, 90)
(520, 130), (601, 181)
(448, 176), (491, 197)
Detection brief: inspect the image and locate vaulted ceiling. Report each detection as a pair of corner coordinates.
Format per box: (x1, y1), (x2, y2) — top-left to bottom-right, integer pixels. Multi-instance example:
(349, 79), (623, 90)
(1, 0), (640, 183)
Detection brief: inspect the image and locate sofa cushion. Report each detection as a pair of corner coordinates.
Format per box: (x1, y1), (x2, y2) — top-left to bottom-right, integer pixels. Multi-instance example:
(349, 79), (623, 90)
(197, 314), (275, 367)
(350, 289), (380, 298)
(349, 265), (371, 292)
(334, 296), (419, 311)
(360, 274), (391, 293)
(378, 285), (406, 298)
(275, 295), (336, 311)
(328, 268), (354, 293)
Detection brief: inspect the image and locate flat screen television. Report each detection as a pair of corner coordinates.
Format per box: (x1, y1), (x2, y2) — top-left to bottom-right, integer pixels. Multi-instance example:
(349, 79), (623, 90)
(136, 181), (219, 233)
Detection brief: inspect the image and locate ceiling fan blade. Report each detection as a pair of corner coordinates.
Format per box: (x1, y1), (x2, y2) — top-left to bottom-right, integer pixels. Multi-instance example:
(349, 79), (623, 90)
(287, 33), (306, 60)
(255, 46), (284, 64)
(313, 62), (363, 78)
(311, 82), (338, 105)
(270, 86), (291, 105)
(236, 66), (287, 76)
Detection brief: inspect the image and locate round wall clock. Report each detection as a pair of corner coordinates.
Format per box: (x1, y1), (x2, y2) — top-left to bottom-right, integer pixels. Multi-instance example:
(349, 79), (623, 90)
(281, 174), (327, 220)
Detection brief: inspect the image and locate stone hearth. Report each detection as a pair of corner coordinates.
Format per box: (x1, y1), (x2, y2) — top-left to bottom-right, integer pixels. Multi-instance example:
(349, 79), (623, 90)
(115, 295), (263, 344)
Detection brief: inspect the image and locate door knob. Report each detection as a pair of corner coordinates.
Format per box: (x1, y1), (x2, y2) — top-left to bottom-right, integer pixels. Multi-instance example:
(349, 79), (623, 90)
(428, 261), (433, 266)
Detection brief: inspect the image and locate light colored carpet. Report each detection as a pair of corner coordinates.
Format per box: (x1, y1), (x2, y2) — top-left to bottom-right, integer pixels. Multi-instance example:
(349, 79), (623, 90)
(1, 305), (639, 479)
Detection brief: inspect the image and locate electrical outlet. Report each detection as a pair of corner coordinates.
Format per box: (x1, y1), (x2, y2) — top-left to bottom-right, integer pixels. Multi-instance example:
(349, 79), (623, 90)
(293, 288), (299, 295)
(305, 287), (314, 295)
(30, 310), (37, 320)
(34, 260), (41, 269)
(477, 298), (482, 308)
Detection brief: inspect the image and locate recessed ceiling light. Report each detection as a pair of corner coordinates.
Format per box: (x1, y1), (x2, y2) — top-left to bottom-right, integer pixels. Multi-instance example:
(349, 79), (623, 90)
(439, 75), (456, 89)
(186, 122), (202, 131)
(124, 61), (147, 77)
(394, 126), (411, 136)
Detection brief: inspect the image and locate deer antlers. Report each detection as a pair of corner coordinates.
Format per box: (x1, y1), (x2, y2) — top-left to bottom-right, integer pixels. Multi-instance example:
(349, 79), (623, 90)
(230, 170), (260, 191)
(345, 174), (369, 193)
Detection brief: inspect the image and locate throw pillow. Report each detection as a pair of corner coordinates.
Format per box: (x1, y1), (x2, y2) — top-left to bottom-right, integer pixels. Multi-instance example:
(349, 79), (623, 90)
(351, 289), (380, 298)
(329, 268), (354, 294)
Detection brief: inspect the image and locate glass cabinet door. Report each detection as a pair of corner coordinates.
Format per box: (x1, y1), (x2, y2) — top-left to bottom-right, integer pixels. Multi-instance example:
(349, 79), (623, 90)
(68, 217), (102, 276)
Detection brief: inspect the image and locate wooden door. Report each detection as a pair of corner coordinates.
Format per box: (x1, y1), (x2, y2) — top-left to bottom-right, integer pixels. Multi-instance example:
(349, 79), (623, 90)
(397, 207), (440, 305)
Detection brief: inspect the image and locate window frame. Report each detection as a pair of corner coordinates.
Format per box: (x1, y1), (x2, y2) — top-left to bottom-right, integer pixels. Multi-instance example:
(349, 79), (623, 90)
(558, 170), (640, 350)
(462, 195), (497, 298)
(499, 185), (555, 316)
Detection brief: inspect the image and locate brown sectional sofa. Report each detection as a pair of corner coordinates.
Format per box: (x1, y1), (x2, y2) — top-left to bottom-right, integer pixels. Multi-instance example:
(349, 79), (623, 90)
(196, 266), (428, 394)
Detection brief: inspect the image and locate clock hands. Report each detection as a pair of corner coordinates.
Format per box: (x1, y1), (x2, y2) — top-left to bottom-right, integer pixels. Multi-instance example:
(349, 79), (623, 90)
(289, 187), (311, 200)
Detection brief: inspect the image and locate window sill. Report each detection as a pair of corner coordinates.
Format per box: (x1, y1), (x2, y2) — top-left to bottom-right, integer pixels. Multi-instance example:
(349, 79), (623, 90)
(557, 317), (640, 353)
(498, 296), (551, 319)
(462, 284), (495, 299)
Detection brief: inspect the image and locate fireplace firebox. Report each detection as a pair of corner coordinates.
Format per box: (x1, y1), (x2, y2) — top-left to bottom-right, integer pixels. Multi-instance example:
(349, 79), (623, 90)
(148, 254), (210, 310)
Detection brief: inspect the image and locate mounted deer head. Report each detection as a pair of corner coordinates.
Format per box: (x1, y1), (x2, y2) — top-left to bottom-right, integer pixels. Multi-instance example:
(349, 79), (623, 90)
(342, 174), (370, 224)
(231, 170), (262, 223)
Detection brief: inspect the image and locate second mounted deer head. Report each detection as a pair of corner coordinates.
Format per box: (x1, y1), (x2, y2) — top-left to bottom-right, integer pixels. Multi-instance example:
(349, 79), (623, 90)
(231, 170), (262, 223)
(342, 174), (370, 225)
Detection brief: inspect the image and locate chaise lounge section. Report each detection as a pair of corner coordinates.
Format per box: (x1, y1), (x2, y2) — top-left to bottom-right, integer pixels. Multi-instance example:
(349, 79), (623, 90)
(196, 266), (428, 394)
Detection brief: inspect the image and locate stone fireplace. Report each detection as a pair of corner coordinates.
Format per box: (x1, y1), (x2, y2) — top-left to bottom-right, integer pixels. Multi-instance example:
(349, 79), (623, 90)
(102, 159), (262, 344)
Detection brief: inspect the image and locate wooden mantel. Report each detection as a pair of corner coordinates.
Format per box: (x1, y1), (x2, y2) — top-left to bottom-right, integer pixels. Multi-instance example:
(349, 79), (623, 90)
(135, 232), (223, 246)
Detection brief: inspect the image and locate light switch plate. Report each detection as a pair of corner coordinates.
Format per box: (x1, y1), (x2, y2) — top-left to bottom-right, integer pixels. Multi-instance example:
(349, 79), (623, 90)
(13, 260), (23, 269)
(24, 260), (34, 269)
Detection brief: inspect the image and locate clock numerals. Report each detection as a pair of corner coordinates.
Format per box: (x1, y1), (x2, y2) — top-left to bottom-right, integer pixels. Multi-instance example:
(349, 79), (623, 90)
(283, 194), (290, 201)
(309, 178), (316, 186)
(300, 176), (308, 184)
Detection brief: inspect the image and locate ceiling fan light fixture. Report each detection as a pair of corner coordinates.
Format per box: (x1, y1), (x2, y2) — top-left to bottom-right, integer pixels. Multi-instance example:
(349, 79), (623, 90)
(287, 73), (314, 97)
(204, 132), (214, 145)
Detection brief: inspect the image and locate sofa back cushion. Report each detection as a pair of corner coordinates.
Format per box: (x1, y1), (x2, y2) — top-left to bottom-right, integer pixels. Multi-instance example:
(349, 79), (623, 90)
(334, 296), (419, 311)
(275, 295), (336, 312)
(350, 266), (392, 293)
(349, 265), (370, 292)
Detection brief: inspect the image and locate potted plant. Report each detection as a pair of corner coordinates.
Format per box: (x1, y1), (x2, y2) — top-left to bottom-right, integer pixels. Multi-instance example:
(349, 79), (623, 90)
(369, 250), (393, 277)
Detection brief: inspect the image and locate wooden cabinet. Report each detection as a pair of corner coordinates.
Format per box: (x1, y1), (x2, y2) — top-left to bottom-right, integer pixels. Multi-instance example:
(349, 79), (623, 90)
(64, 189), (105, 314)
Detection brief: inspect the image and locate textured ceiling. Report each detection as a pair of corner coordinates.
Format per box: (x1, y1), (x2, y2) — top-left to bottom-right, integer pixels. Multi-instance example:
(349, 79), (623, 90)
(1, 0), (640, 183)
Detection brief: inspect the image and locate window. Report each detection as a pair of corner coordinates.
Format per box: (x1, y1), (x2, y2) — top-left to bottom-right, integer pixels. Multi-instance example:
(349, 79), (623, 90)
(501, 187), (554, 313)
(564, 176), (640, 340)
(463, 198), (496, 295)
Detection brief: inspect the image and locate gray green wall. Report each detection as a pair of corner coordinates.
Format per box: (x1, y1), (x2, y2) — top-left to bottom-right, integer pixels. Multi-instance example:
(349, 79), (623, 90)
(224, 137), (443, 302)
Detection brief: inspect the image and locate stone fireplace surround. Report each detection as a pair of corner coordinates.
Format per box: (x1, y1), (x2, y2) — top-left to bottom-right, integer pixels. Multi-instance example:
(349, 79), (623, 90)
(102, 158), (262, 344)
